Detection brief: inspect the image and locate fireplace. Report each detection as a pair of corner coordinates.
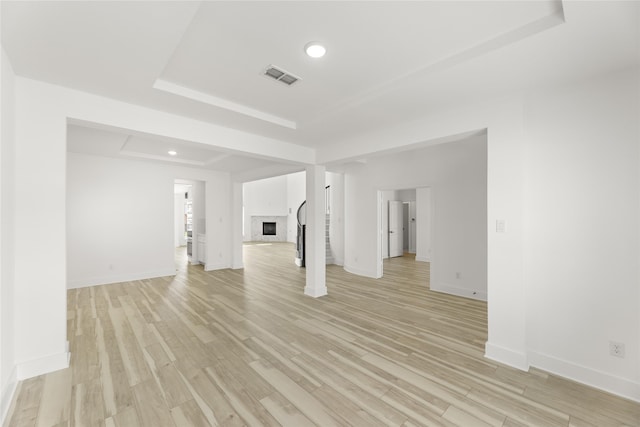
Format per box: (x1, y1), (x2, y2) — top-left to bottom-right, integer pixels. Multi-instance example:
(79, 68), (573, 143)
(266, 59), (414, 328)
(251, 216), (286, 241)
(262, 222), (277, 236)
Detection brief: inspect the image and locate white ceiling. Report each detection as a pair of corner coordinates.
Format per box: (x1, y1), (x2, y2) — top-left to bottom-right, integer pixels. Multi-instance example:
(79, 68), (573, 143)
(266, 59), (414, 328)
(66, 124), (302, 179)
(2, 1), (639, 176)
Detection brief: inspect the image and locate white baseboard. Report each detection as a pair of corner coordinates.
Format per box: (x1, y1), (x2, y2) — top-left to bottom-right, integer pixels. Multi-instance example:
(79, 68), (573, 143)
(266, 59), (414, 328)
(485, 342), (529, 371)
(231, 261), (244, 270)
(304, 286), (328, 298)
(204, 262), (228, 272)
(1, 365), (17, 426)
(529, 351), (640, 403)
(431, 282), (487, 301)
(17, 350), (69, 380)
(343, 264), (380, 279)
(415, 256), (430, 263)
(67, 268), (176, 289)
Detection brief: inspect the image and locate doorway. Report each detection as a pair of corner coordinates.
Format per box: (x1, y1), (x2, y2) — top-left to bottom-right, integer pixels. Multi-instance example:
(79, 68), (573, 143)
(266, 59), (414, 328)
(378, 187), (429, 278)
(388, 200), (403, 258)
(174, 179), (206, 268)
(402, 201), (416, 254)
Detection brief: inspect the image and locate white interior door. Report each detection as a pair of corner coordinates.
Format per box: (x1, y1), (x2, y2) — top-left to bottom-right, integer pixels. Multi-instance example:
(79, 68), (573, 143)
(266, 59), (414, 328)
(388, 200), (403, 258)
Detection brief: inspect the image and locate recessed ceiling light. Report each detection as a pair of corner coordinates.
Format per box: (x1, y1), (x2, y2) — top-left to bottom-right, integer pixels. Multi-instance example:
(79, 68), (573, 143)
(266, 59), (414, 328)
(305, 42), (326, 58)
(168, 150), (177, 156)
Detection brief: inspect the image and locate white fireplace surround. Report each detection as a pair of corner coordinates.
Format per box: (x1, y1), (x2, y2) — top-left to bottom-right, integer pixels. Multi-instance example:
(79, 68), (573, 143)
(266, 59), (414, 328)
(251, 216), (287, 242)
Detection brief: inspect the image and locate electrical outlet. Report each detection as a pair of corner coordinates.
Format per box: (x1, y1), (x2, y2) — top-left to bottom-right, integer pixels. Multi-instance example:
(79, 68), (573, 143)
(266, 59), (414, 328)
(609, 341), (625, 358)
(455, 272), (461, 279)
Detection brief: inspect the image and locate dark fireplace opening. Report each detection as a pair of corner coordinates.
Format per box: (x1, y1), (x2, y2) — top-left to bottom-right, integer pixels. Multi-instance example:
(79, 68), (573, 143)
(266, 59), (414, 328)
(262, 222), (277, 236)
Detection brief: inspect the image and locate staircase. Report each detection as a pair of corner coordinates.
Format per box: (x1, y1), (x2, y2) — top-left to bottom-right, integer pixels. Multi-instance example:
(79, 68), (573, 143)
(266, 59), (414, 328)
(325, 213), (334, 264)
(295, 186), (332, 267)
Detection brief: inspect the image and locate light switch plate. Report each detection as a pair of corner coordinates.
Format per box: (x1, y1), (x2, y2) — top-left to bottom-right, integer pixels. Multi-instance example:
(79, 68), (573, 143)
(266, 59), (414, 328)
(496, 219), (506, 233)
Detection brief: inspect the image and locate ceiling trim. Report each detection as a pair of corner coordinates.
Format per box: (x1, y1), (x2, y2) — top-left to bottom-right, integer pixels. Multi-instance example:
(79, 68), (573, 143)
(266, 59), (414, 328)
(153, 78), (297, 129)
(204, 153), (232, 165)
(119, 149), (206, 166)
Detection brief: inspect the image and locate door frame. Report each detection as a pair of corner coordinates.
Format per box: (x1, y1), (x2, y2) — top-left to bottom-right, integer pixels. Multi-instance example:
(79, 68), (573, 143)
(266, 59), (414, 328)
(377, 188), (429, 279)
(388, 200), (404, 258)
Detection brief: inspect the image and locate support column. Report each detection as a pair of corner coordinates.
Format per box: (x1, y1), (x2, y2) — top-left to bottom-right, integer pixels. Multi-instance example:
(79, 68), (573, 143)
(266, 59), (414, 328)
(304, 165), (327, 297)
(484, 101), (528, 371)
(230, 181), (244, 269)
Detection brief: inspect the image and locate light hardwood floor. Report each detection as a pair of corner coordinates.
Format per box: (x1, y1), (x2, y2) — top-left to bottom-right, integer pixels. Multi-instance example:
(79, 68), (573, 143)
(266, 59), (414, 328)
(5, 242), (639, 427)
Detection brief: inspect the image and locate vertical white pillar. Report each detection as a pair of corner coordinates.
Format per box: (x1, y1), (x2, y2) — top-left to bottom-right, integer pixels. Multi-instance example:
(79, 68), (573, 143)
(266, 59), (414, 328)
(230, 181), (244, 269)
(485, 102), (528, 371)
(305, 165), (327, 297)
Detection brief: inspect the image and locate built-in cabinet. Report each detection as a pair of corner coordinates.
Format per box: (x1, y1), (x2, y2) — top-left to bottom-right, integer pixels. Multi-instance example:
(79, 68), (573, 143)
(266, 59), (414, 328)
(185, 199), (193, 257)
(185, 199), (193, 234)
(197, 234), (206, 264)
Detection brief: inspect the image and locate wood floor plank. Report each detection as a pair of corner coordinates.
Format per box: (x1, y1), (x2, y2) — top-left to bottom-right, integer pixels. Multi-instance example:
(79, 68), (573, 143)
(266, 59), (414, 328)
(6, 377), (44, 427)
(258, 393), (316, 427)
(175, 370), (220, 427)
(155, 364), (192, 409)
(208, 355), (275, 401)
(311, 384), (388, 427)
(35, 368), (71, 427)
(441, 405), (495, 427)
(169, 400), (212, 427)
(244, 336), (322, 392)
(186, 369), (244, 426)
(131, 379), (174, 427)
(70, 378), (105, 427)
(5, 243), (639, 427)
(110, 406), (141, 427)
(379, 387), (455, 427)
(290, 352), (408, 426)
(249, 359), (340, 427)
(203, 366), (282, 427)
(466, 386), (570, 427)
(109, 306), (152, 387)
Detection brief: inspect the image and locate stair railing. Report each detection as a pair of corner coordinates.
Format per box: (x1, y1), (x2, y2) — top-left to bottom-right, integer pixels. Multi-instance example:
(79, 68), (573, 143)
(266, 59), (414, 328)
(295, 186), (330, 268)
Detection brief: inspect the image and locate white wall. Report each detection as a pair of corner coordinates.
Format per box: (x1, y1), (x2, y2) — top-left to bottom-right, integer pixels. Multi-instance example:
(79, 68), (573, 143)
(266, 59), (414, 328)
(190, 180), (206, 263)
(327, 172), (345, 265)
(174, 192), (186, 247)
(0, 47), (18, 423)
(286, 172), (306, 243)
(67, 153), (173, 286)
(397, 189), (416, 202)
(523, 69), (639, 399)
(203, 173), (232, 271)
(344, 136), (488, 301)
(415, 187), (432, 262)
(14, 77), (69, 381)
(67, 153), (230, 287)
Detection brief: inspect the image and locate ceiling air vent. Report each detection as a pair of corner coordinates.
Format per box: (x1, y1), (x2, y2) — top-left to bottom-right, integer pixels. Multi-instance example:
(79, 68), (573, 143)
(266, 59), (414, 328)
(263, 65), (300, 86)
